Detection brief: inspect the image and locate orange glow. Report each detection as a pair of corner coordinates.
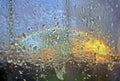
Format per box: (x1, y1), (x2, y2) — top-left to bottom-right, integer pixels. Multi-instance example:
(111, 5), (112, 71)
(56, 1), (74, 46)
(70, 35), (112, 62)
(39, 48), (57, 63)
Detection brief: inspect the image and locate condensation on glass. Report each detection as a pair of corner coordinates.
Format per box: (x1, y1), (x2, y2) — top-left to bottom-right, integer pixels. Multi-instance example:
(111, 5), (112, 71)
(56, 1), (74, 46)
(0, 0), (120, 81)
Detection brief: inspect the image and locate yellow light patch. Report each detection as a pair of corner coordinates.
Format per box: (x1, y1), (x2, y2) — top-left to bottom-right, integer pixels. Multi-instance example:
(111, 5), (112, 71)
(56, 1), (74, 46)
(84, 39), (109, 57)
(70, 35), (111, 62)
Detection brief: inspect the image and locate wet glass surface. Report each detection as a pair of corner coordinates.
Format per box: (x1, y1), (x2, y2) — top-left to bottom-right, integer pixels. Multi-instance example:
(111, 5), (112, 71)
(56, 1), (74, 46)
(0, 0), (120, 81)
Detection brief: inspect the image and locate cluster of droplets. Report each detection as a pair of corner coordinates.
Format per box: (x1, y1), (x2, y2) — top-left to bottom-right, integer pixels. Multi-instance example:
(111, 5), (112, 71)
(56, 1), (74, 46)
(0, 0), (120, 81)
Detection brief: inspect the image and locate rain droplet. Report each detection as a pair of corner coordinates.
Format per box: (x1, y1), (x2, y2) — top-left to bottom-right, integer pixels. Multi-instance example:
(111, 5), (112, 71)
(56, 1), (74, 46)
(33, 46), (37, 50)
(8, 59), (13, 63)
(115, 4), (118, 8)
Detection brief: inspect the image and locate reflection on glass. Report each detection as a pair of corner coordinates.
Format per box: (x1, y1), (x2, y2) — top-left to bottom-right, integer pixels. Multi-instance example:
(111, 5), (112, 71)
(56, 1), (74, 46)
(0, 0), (120, 81)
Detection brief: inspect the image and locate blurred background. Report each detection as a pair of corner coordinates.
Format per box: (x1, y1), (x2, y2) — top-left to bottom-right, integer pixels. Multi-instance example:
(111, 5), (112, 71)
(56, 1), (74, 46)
(0, 0), (120, 81)
(0, 0), (120, 55)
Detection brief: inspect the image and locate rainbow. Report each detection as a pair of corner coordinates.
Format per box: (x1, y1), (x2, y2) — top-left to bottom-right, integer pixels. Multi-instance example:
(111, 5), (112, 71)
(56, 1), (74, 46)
(0, 28), (119, 63)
